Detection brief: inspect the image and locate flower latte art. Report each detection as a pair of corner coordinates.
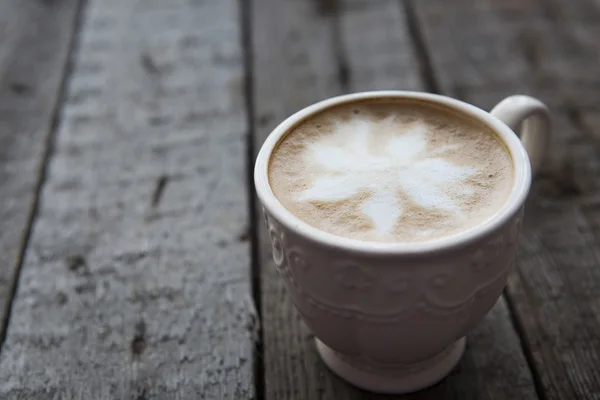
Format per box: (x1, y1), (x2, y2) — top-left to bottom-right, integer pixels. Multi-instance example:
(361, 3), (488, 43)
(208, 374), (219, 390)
(269, 100), (514, 242)
(296, 119), (476, 236)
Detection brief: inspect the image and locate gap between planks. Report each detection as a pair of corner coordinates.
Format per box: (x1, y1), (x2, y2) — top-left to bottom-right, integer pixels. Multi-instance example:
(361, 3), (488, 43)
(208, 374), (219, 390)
(239, 0), (267, 398)
(0, 0), (88, 353)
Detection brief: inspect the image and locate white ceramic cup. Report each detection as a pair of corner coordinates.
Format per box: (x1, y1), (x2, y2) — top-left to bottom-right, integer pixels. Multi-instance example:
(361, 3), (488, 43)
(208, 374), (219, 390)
(254, 91), (550, 394)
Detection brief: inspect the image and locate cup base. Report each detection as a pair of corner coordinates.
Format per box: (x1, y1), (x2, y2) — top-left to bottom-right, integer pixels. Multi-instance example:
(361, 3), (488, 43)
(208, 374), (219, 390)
(315, 337), (466, 394)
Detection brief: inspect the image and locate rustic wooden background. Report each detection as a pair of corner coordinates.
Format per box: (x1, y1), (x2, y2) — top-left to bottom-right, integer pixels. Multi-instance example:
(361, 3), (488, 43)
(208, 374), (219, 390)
(0, 0), (599, 399)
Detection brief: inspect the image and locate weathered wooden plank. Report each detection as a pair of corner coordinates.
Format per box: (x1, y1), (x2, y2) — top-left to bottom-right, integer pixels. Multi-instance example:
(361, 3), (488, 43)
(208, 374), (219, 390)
(0, 0), (255, 399)
(0, 0), (82, 345)
(337, 0), (422, 92)
(250, 1), (345, 397)
(413, 0), (600, 398)
(251, 0), (537, 398)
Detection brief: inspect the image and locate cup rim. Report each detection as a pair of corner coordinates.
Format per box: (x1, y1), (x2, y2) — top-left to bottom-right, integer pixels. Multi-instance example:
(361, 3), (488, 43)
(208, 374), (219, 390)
(254, 91), (531, 256)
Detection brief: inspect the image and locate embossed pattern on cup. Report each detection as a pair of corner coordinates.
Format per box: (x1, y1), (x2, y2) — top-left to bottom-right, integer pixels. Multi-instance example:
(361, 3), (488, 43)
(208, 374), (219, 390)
(263, 206), (523, 364)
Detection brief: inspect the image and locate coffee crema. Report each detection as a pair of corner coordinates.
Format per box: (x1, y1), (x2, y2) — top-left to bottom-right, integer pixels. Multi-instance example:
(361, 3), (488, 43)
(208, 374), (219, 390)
(268, 99), (515, 243)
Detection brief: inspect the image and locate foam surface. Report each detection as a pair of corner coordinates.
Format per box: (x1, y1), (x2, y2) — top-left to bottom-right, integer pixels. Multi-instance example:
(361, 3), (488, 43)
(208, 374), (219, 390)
(268, 99), (514, 243)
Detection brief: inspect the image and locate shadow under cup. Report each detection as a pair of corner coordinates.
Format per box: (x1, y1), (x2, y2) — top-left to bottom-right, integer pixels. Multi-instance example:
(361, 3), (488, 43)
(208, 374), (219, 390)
(254, 91), (535, 394)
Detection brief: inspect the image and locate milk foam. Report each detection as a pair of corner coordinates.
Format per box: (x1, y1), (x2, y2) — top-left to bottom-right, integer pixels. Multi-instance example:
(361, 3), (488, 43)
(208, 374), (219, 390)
(269, 100), (514, 243)
(295, 119), (476, 235)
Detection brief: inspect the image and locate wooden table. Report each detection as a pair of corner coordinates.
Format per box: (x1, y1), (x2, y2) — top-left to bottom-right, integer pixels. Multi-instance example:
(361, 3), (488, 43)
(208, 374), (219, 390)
(0, 0), (599, 398)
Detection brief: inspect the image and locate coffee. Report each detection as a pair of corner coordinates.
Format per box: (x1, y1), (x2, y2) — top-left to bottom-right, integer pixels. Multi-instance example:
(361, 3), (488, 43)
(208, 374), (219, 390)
(268, 99), (514, 243)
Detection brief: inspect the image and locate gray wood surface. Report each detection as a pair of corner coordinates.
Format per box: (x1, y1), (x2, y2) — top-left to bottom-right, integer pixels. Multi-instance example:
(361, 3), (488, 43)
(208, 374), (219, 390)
(1, 0), (599, 398)
(0, 0), (82, 347)
(250, 0), (537, 399)
(0, 0), (255, 398)
(250, 0), (343, 397)
(413, 0), (600, 398)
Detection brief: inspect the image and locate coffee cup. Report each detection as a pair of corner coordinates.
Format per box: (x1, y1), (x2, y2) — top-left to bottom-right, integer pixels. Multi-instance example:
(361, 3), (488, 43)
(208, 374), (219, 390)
(254, 91), (550, 393)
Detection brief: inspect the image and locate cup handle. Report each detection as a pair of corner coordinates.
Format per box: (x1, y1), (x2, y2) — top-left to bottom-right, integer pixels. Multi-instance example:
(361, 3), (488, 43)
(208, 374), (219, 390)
(490, 95), (551, 177)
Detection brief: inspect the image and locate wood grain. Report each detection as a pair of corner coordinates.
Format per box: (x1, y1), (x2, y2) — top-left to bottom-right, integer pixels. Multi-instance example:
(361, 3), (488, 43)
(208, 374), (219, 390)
(412, 0), (600, 398)
(0, 0), (82, 348)
(250, 1), (345, 397)
(0, 0), (255, 398)
(251, 0), (537, 399)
